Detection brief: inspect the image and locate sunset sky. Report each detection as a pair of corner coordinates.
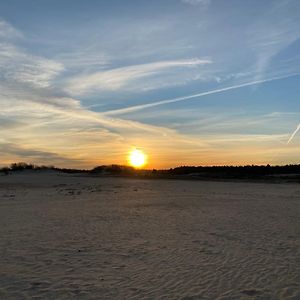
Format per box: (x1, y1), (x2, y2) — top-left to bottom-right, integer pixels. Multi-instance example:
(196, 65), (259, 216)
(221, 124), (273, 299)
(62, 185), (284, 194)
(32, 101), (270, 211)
(0, 0), (300, 168)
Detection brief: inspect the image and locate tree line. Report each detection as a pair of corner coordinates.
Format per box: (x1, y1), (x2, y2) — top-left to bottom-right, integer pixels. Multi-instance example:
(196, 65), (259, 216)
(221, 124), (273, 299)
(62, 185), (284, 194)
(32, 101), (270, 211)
(1, 162), (300, 178)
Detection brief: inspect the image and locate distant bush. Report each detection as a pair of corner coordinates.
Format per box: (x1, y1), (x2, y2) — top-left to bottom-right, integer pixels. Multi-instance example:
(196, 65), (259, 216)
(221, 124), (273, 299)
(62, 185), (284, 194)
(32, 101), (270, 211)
(10, 162), (35, 171)
(91, 165), (135, 175)
(165, 164), (300, 176)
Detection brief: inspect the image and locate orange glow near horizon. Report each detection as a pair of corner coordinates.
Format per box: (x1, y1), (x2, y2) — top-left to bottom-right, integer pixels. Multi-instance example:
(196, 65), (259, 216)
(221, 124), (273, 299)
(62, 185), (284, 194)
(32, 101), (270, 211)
(128, 149), (147, 168)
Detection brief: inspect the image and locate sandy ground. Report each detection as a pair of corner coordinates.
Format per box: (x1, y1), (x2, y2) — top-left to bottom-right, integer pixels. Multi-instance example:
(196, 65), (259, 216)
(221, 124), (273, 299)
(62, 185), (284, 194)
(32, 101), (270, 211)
(0, 172), (299, 300)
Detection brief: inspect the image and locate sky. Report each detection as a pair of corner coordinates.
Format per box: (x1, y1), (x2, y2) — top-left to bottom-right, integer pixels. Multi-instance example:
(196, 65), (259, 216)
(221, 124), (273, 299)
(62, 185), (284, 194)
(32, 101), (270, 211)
(0, 0), (300, 168)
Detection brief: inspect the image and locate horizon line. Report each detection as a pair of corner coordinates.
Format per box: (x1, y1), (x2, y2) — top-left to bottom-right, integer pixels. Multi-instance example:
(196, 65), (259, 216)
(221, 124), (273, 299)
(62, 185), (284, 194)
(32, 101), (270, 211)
(2, 162), (300, 172)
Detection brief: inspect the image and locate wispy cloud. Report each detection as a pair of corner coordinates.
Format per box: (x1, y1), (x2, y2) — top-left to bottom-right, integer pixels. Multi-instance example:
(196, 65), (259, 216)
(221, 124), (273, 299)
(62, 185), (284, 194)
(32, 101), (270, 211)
(0, 142), (79, 165)
(55, 48), (110, 71)
(0, 43), (64, 88)
(249, 0), (300, 81)
(0, 19), (22, 39)
(0, 22), (209, 161)
(66, 58), (211, 95)
(0, 19), (64, 89)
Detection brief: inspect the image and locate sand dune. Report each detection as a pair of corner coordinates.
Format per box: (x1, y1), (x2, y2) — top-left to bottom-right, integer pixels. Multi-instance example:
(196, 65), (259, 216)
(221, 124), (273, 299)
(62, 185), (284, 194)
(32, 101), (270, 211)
(0, 172), (299, 299)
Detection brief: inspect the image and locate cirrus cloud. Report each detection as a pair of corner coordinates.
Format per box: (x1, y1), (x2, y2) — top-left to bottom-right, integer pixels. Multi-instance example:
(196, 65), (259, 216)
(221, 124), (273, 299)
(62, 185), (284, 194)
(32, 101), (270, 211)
(65, 58), (211, 96)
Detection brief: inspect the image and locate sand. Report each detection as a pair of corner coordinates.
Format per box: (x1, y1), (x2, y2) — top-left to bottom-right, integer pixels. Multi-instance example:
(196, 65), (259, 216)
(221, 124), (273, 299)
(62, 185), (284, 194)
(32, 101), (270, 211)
(0, 172), (299, 299)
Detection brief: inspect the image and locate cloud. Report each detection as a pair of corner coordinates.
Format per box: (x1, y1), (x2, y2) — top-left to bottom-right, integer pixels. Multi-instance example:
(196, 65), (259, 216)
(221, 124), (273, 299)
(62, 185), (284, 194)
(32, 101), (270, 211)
(0, 143), (79, 165)
(0, 21), (203, 159)
(249, 0), (300, 80)
(0, 19), (22, 39)
(0, 43), (64, 88)
(0, 20), (64, 88)
(0, 115), (25, 129)
(0, 89), (173, 135)
(65, 58), (211, 95)
(55, 48), (110, 71)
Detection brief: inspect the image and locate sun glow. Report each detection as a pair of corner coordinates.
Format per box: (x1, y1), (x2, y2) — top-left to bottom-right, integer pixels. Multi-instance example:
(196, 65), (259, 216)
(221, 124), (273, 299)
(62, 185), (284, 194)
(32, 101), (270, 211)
(128, 149), (147, 168)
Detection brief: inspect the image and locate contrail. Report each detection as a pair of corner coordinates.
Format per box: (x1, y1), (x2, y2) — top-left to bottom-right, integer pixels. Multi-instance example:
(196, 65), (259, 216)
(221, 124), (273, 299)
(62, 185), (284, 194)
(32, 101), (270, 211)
(287, 123), (300, 144)
(102, 73), (300, 116)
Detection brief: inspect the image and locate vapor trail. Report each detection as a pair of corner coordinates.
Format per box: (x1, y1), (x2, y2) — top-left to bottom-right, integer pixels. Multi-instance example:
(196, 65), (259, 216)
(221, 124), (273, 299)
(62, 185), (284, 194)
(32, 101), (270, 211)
(287, 123), (300, 144)
(103, 73), (300, 116)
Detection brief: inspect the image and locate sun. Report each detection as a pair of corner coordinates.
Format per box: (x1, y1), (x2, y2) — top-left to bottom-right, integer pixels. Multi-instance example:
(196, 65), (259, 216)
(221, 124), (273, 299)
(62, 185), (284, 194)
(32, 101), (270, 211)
(128, 149), (147, 168)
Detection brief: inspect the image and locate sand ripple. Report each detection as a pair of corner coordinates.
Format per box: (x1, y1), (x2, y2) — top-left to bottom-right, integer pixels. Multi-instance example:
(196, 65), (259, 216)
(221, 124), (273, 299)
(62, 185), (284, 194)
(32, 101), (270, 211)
(0, 173), (299, 299)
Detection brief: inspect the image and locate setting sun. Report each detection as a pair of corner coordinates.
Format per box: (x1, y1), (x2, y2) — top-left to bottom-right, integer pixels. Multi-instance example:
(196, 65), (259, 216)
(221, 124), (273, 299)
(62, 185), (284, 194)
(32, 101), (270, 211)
(128, 149), (147, 168)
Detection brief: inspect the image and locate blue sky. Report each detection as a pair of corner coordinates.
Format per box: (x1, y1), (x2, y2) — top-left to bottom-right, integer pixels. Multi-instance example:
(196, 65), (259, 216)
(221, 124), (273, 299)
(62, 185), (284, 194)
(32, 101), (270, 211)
(0, 0), (299, 168)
